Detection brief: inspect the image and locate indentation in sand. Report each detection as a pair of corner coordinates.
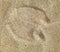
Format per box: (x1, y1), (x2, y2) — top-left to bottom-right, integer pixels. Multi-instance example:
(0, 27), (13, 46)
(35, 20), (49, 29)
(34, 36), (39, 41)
(6, 5), (50, 43)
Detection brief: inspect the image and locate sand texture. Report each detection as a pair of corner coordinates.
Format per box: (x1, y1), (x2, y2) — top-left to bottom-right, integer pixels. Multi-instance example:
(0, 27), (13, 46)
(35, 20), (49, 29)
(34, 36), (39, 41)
(0, 0), (60, 52)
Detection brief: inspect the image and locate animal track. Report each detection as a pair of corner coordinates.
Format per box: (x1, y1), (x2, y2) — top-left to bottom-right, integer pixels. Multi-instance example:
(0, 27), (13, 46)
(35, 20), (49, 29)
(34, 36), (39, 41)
(6, 5), (50, 43)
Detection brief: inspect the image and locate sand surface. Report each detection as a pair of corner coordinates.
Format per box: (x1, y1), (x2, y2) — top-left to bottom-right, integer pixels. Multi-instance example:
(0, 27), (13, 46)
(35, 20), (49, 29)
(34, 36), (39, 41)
(0, 0), (60, 52)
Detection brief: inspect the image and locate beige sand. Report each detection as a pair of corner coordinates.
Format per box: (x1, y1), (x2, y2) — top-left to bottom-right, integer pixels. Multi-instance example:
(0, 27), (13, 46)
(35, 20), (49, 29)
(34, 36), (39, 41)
(0, 0), (60, 52)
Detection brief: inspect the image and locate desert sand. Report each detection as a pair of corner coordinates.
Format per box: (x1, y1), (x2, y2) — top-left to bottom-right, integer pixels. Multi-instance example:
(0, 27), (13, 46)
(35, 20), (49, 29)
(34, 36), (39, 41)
(0, 0), (60, 52)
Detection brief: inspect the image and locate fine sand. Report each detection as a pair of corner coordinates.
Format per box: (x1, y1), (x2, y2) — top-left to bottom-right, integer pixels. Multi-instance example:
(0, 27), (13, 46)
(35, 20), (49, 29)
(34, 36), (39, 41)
(0, 0), (60, 52)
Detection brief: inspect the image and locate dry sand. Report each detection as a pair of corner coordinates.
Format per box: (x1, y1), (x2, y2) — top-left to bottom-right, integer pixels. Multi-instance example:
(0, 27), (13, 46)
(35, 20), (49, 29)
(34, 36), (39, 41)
(0, 0), (60, 52)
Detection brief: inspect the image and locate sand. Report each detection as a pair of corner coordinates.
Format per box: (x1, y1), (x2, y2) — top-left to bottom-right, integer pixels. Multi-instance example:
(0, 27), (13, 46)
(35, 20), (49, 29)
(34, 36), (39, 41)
(0, 0), (60, 52)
